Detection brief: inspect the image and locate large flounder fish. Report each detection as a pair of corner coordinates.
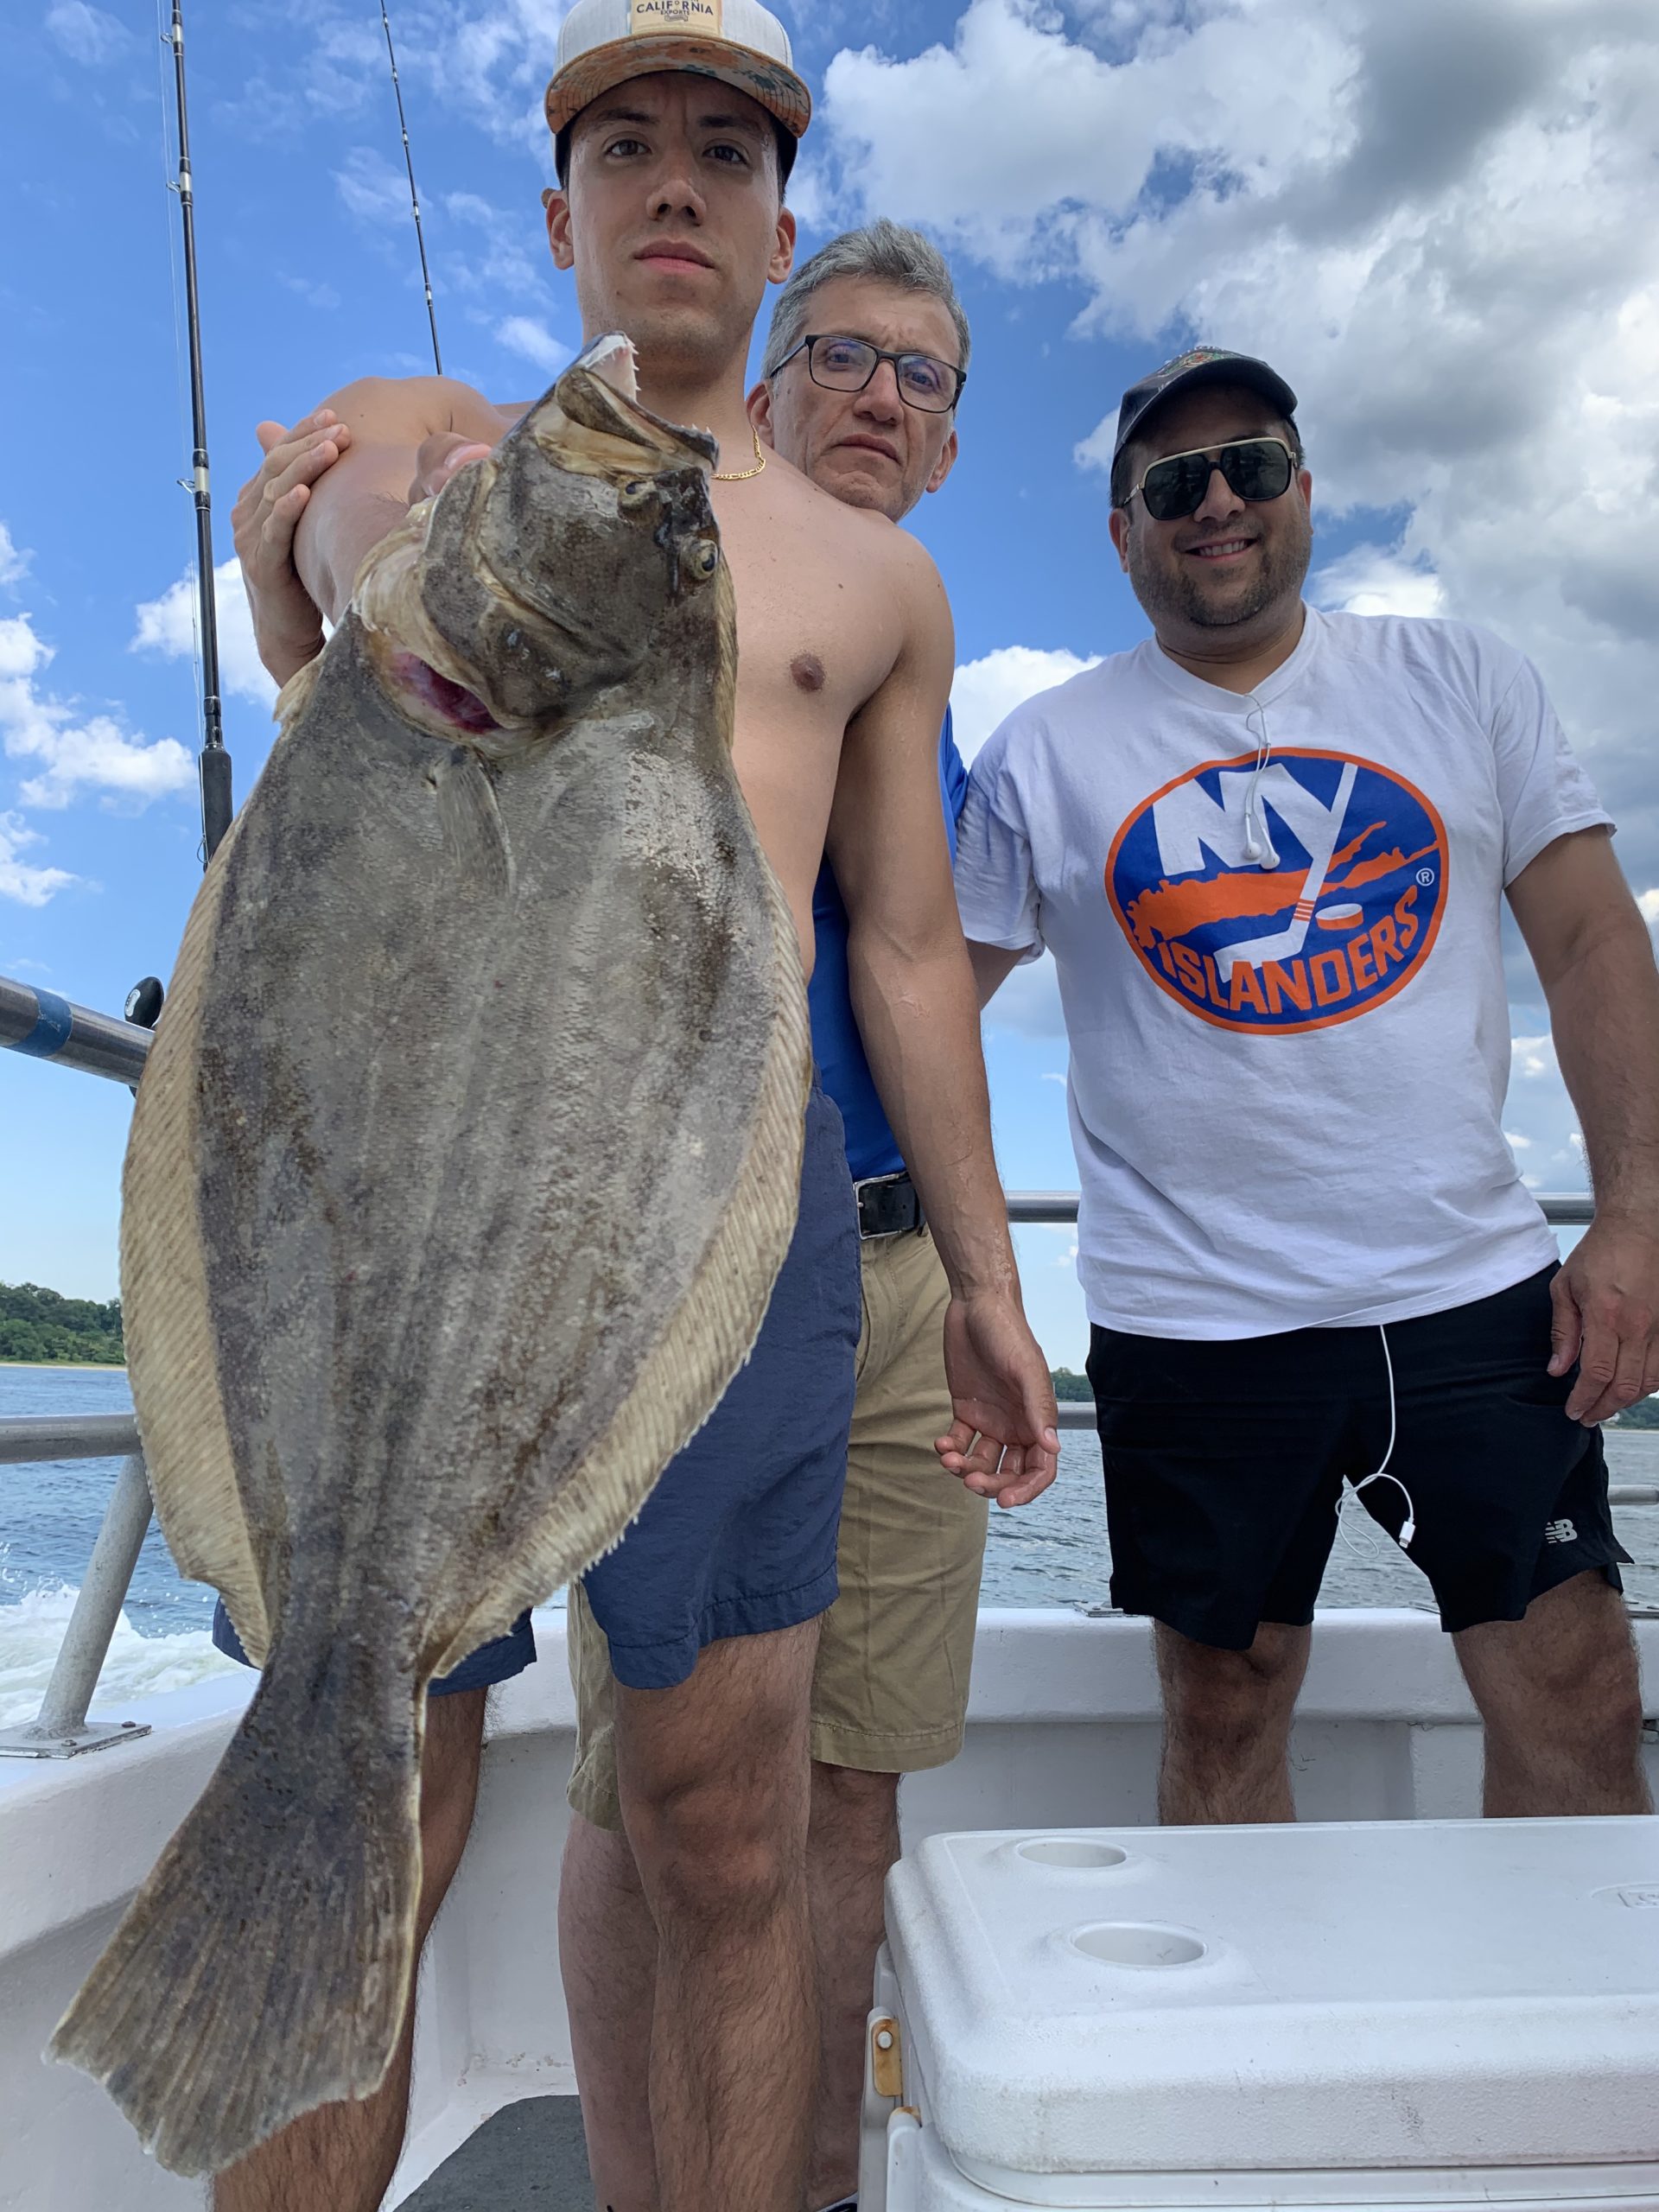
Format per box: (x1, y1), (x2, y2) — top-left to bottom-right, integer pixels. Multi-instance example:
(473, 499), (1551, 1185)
(51, 335), (810, 2175)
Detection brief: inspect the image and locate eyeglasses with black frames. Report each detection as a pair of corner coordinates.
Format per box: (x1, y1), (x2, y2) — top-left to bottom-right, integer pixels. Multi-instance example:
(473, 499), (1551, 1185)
(774, 334), (966, 415)
(1127, 436), (1299, 523)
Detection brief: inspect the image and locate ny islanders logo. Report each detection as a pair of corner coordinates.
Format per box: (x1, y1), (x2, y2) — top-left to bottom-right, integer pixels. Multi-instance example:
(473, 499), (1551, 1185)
(1106, 749), (1447, 1033)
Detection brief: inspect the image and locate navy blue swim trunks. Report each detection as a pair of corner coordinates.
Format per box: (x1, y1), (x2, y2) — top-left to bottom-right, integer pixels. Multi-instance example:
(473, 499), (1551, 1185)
(211, 1603), (536, 1699)
(581, 1082), (861, 1691)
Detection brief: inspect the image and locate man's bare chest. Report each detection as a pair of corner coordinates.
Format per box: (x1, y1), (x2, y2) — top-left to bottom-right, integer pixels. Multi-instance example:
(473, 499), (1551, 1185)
(721, 527), (904, 743)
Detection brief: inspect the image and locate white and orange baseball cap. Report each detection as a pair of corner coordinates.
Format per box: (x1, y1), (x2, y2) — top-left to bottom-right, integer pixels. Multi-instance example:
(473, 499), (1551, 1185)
(545, 0), (812, 158)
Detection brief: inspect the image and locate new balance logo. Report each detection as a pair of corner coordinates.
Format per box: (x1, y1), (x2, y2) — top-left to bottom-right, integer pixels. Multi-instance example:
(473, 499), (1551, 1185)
(1543, 1517), (1578, 1546)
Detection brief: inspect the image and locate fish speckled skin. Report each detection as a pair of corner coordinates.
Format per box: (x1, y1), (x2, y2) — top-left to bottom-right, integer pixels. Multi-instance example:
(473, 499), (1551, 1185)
(50, 337), (810, 2176)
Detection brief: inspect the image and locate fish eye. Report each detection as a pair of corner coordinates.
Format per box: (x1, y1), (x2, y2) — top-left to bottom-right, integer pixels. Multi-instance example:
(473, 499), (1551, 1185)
(695, 543), (719, 576)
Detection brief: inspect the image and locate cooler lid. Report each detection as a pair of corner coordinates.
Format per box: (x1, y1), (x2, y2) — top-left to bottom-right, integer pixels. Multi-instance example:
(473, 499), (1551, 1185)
(885, 1819), (1659, 2181)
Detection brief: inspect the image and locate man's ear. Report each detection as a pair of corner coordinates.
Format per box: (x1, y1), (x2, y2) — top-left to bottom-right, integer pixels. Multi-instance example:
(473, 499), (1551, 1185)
(544, 188), (575, 274)
(1108, 505), (1133, 574)
(747, 378), (777, 448)
(925, 427), (960, 496)
(768, 205), (797, 286)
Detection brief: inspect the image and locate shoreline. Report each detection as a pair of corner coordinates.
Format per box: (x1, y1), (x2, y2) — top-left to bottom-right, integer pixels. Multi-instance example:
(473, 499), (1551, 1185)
(0, 1360), (127, 1375)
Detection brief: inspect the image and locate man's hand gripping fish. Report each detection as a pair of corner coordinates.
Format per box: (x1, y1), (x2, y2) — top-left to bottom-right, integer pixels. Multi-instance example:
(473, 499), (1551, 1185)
(49, 335), (810, 2176)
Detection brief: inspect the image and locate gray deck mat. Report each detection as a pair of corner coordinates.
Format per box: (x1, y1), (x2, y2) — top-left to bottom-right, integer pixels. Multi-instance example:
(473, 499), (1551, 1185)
(401, 2096), (591, 2209)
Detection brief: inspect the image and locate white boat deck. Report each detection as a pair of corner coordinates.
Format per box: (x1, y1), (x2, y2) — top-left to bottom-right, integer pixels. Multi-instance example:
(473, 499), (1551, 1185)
(2, 1605), (1656, 2211)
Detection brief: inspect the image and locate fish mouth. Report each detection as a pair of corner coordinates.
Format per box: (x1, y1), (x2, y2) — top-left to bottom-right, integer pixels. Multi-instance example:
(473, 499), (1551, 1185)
(389, 652), (501, 735)
(550, 332), (721, 474)
(353, 333), (722, 744)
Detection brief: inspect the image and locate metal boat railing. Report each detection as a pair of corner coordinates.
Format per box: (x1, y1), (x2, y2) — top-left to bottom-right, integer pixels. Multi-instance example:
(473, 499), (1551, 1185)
(0, 974), (154, 1088)
(1, 971), (1648, 1758)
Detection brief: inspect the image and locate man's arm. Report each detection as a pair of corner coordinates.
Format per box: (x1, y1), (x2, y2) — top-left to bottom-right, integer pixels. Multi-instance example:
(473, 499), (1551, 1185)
(233, 376), (503, 683)
(827, 540), (1058, 1505)
(1508, 827), (1659, 1422)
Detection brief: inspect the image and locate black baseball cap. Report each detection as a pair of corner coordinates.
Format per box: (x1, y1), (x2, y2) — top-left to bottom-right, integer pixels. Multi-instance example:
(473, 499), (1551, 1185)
(1111, 346), (1299, 497)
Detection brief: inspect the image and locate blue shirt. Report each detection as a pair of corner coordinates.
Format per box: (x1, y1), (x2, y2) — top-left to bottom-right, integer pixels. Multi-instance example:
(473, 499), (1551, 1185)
(809, 709), (969, 1181)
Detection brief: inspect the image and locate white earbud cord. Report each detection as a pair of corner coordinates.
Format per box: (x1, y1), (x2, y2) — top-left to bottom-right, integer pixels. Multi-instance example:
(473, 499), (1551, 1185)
(1336, 1324), (1418, 1558)
(1243, 695), (1280, 868)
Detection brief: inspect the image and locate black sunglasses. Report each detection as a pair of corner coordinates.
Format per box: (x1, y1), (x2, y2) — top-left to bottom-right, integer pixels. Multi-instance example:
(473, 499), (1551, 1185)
(1127, 435), (1297, 522)
(774, 333), (965, 414)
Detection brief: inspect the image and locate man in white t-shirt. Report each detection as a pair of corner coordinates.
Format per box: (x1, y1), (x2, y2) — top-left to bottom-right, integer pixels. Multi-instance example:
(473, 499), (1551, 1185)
(957, 345), (1659, 1823)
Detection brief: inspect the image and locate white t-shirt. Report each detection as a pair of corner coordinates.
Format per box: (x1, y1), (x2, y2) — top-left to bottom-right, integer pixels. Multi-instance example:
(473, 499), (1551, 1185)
(955, 607), (1611, 1339)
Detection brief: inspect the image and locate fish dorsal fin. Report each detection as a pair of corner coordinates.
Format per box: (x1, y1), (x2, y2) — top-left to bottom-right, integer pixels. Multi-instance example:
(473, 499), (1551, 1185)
(274, 650), (326, 736)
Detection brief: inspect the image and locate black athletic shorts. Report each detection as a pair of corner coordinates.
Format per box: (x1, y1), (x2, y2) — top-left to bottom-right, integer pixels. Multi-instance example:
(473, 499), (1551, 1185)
(1086, 1264), (1629, 1649)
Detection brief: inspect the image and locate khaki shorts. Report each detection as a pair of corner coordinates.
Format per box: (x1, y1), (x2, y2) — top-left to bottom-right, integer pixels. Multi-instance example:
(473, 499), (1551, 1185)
(567, 1224), (988, 1828)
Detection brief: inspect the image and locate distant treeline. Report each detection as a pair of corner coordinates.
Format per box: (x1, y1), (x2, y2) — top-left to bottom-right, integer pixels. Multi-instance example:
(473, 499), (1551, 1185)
(2, 1288), (1652, 1420)
(0, 1281), (124, 1365)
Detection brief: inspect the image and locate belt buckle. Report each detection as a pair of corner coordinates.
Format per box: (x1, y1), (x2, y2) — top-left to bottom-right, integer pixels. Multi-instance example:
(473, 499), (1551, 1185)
(855, 1172), (922, 1240)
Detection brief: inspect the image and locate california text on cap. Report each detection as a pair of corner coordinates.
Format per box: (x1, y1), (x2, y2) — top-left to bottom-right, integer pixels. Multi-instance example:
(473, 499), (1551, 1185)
(545, 0), (811, 145)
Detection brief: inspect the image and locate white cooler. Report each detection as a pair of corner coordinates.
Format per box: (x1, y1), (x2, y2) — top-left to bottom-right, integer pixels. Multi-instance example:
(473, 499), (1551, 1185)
(860, 1818), (1659, 2211)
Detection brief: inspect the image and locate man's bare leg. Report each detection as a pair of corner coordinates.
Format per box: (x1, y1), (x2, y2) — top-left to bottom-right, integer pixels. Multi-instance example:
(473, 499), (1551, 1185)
(1154, 1621), (1311, 1824)
(559, 1811), (660, 2211)
(805, 1761), (900, 2209)
(613, 1619), (820, 2212)
(1455, 1570), (1652, 1816)
(213, 1688), (487, 2212)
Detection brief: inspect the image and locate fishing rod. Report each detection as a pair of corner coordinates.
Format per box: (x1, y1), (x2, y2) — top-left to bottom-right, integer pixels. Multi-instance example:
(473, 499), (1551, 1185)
(379, 2), (443, 375)
(164, 0), (232, 865)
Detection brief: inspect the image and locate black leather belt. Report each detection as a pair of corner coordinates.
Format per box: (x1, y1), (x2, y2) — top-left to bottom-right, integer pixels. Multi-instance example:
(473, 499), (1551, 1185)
(854, 1170), (924, 1239)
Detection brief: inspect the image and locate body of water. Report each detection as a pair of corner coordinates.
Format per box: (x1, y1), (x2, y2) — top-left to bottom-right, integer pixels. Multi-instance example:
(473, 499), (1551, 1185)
(4, 1365), (1656, 1728)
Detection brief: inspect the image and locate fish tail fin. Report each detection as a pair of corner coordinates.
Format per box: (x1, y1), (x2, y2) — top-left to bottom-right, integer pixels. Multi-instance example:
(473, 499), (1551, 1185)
(48, 1652), (423, 2178)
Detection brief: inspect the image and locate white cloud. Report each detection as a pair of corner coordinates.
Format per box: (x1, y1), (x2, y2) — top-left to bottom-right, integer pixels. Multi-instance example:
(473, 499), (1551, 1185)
(1510, 1032), (1556, 1083)
(1312, 545), (1446, 621)
(819, 0), (1659, 894)
(44, 1), (132, 66)
(448, 193), (556, 303)
(0, 609), (194, 811)
(1638, 889), (1659, 925)
(494, 315), (574, 378)
(279, 273), (342, 311)
(226, 1), (571, 151)
(0, 522), (29, 588)
(1502, 1032), (1590, 1194)
(951, 644), (1100, 762)
(0, 812), (76, 907)
(131, 559), (279, 712)
(334, 147), (418, 226)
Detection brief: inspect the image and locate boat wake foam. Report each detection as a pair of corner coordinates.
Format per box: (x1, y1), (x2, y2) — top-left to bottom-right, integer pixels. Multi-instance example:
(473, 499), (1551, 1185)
(0, 1586), (235, 1728)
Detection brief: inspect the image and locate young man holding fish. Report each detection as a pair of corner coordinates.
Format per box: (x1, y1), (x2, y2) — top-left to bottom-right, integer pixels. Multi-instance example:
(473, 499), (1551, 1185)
(228, 7), (1052, 2209)
(957, 346), (1659, 1829)
(555, 219), (989, 2212)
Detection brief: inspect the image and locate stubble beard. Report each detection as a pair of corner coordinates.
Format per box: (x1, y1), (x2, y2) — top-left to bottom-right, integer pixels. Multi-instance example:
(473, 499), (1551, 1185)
(626, 296), (747, 389)
(1128, 503), (1312, 635)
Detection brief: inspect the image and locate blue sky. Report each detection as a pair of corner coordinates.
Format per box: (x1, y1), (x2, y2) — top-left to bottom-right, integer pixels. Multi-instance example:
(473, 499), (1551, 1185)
(3, 0), (1656, 1368)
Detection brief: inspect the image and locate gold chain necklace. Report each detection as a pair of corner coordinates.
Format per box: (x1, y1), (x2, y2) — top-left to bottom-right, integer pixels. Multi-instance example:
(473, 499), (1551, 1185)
(713, 426), (767, 482)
